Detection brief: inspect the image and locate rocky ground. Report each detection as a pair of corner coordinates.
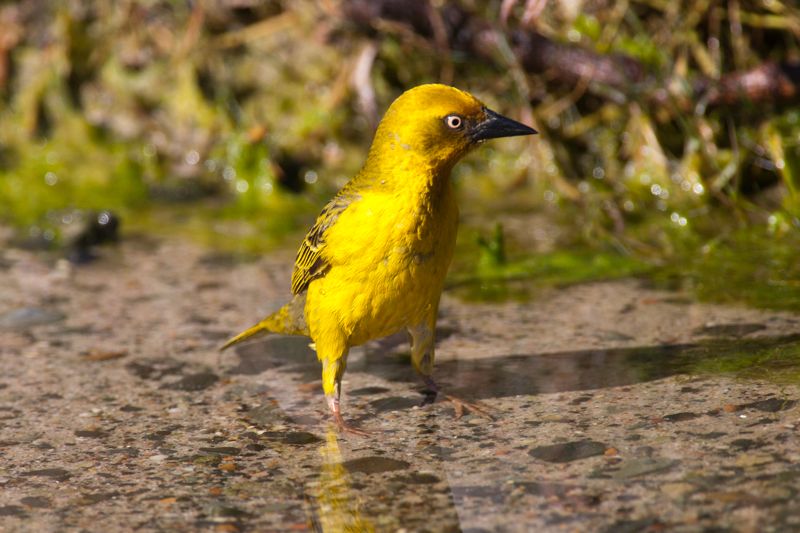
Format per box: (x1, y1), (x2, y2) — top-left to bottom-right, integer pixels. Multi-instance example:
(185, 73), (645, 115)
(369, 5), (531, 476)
(1, 235), (800, 532)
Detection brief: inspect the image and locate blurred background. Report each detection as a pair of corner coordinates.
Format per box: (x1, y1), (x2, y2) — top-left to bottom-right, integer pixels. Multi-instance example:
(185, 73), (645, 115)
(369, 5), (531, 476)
(1, 0), (799, 309)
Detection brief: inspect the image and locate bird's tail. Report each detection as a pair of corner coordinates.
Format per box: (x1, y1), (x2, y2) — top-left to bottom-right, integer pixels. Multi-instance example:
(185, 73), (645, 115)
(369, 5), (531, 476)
(219, 293), (308, 352)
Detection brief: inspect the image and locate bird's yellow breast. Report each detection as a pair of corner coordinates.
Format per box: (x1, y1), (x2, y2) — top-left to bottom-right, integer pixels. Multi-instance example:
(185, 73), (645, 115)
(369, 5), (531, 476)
(304, 175), (458, 347)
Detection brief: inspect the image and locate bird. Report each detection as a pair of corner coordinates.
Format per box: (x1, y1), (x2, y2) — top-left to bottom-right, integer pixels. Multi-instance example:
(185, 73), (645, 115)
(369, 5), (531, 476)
(221, 84), (537, 434)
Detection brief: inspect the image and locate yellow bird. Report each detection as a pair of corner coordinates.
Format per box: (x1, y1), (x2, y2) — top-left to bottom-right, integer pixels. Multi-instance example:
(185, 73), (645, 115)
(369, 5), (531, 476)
(222, 84), (536, 433)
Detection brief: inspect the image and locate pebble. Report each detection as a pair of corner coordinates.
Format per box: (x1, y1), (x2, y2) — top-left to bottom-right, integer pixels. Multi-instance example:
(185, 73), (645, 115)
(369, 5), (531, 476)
(529, 440), (607, 463)
(0, 307), (65, 330)
(611, 458), (678, 479)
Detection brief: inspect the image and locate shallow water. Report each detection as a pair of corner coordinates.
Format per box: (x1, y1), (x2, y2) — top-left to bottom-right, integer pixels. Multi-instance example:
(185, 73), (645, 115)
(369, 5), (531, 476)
(1, 238), (799, 531)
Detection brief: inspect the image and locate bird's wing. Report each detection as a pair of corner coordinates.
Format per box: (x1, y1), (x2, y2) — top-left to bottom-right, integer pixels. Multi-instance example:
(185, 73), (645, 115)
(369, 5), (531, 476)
(291, 189), (360, 295)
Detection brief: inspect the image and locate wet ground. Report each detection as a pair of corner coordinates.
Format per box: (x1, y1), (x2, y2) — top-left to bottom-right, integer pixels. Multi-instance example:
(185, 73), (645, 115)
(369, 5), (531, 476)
(2, 235), (800, 532)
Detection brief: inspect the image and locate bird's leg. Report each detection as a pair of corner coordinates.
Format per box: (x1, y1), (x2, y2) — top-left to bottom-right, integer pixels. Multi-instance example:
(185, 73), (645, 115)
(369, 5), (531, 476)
(407, 323), (494, 420)
(322, 358), (370, 436)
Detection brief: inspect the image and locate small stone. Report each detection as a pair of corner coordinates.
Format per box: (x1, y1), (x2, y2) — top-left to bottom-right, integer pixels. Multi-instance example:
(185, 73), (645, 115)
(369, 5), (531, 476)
(164, 372), (218, 391)
(83, 349), (127, 362)
(199, 447), (241, 456)
(20, 496), (51, 509)
(0, 307), (65, 330)
(75, 429), (108, 439)
(341, 456), (410, 474)
(741, 398), (797, 413)
(21, 468), (71, 481)
(529, 440), (607, 463)
(0, 505), (26, 517)
(263, 431), (322, 445)
(662, 412), (701, 422)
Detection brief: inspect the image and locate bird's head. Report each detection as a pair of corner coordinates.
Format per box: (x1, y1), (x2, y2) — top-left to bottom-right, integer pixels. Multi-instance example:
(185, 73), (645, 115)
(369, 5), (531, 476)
(368, 84), (537, 173)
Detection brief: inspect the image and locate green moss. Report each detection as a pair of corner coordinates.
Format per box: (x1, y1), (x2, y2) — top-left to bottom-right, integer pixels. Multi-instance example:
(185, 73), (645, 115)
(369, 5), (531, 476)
(656, 226), (800, 311)
(450, 225), (651, 302)
(684, 336), (800, 384)
(615, 334), (800, 385)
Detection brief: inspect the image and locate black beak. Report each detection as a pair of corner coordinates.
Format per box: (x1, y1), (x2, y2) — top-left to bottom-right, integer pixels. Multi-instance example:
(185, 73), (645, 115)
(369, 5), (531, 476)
(470, 108), (538, 142)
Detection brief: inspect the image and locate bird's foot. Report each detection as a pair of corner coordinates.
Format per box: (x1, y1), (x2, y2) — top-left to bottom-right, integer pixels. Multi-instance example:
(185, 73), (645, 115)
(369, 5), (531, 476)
(327, 394), (371, 436)
(332, 412), (372, 437)
(441, 393), (495, 420)
(419, 380), (495, 420)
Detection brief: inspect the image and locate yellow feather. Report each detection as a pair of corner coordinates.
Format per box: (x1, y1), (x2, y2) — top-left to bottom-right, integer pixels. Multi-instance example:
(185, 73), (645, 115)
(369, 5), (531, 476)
(223, 84), (536, 426)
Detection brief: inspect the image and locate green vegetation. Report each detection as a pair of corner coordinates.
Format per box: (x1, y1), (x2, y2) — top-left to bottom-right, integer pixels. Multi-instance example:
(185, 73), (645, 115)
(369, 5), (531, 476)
(689, 335), (800, 384)
(0, 1), (798, 310)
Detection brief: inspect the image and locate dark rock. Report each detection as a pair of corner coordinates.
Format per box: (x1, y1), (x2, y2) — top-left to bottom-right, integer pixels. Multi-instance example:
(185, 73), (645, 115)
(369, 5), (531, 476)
(730, 439), (760, 451)
(691, 431), (727, 440)
(21, 468), (71, 481)
(199, 447), (241, 456)
(342, 456), (410, 474)
(75, 429), (108, 439)
(529, 440), (607, 463)
(0, 308), (65, 330)
(663, 412), (701, 422)
(396, 472), (440, 484)
(514, 481), (571, 497)
(164, 372), (219, 391)
(0, 505), (26, 517)
(264, 432), (322, 446)
(740, 398), (797, 413)
(20, 496), (51, 508)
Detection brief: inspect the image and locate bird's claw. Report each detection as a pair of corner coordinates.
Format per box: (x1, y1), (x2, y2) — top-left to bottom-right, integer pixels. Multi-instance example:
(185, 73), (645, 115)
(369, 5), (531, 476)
(442, 394), (495, 420)
(333, 412), (372, 437)
(419, 386), (495, 420)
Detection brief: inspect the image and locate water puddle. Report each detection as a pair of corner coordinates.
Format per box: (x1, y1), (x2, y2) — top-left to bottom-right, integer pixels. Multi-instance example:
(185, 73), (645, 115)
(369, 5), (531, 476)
(230, 333), (800, 400)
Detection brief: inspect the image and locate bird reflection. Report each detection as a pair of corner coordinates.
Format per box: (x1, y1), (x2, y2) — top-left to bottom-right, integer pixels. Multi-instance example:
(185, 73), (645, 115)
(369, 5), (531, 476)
(310, 428), (374, 532)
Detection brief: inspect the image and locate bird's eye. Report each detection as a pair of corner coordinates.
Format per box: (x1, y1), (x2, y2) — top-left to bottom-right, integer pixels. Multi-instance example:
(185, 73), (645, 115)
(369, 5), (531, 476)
(445, 114), (464, 130)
